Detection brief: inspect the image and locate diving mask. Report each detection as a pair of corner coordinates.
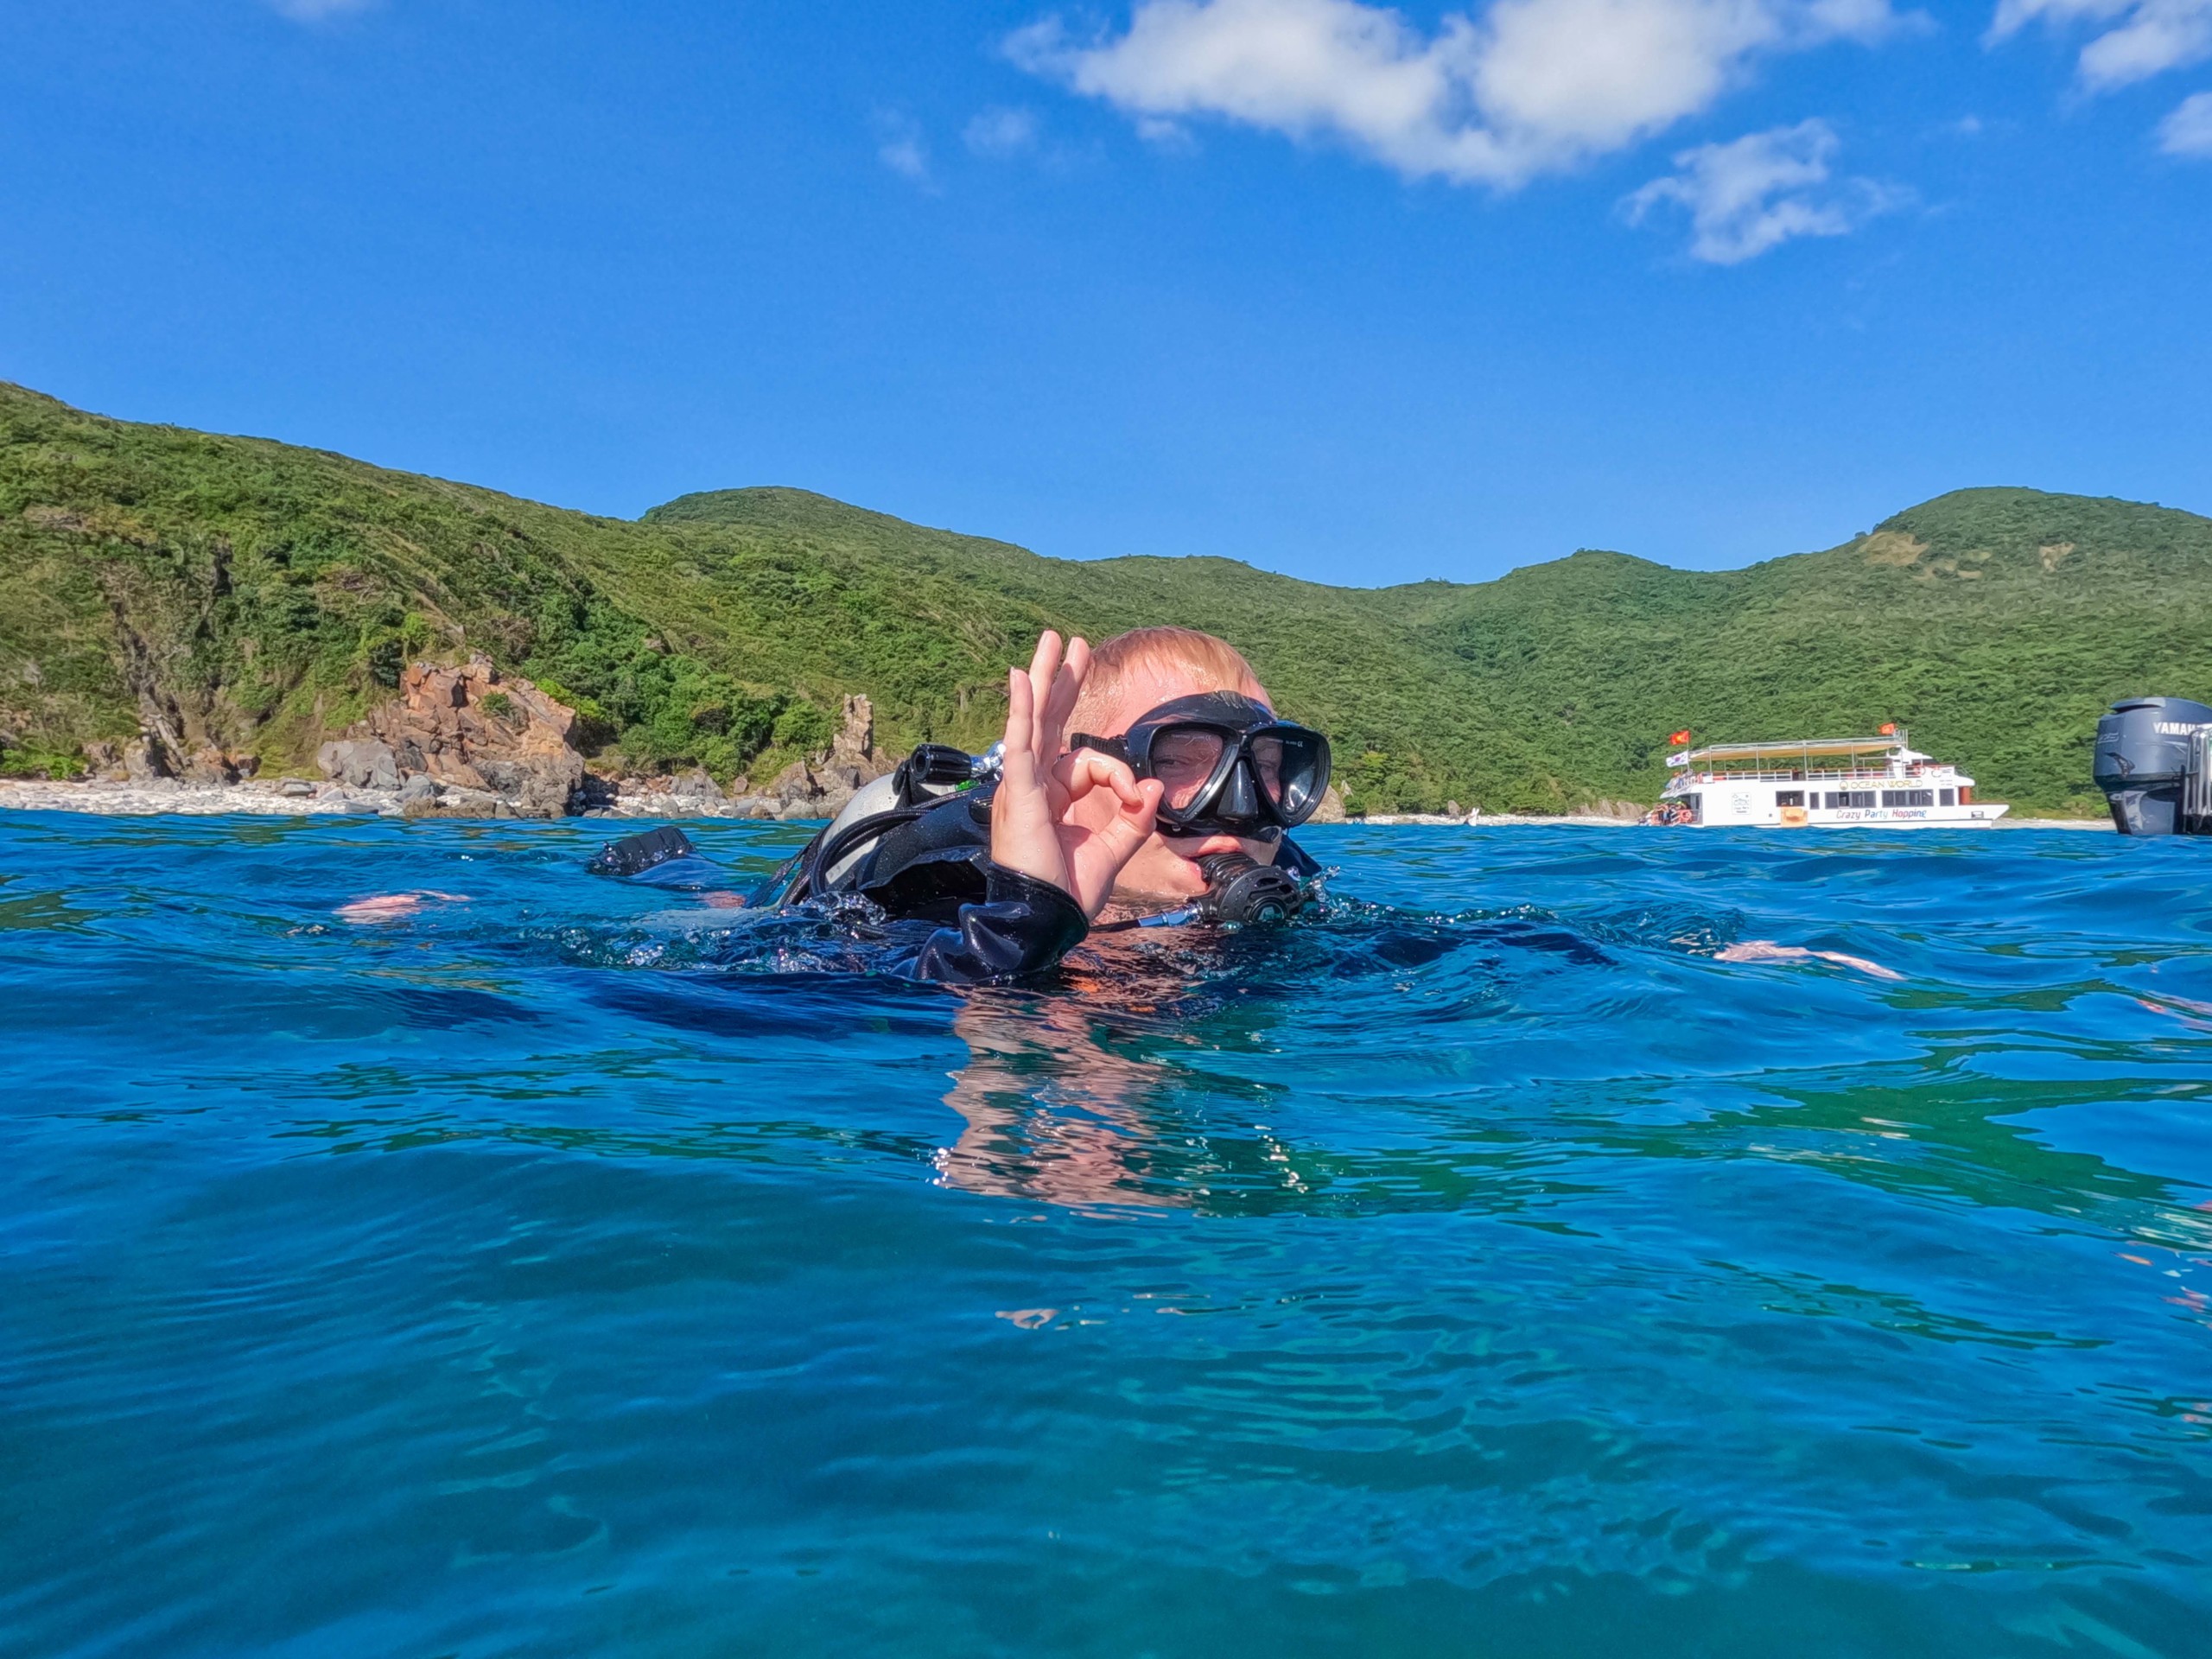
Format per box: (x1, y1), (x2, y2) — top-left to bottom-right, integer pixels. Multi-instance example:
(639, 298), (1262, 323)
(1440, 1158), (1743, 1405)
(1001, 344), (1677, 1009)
(1072, 692), (1332, 839)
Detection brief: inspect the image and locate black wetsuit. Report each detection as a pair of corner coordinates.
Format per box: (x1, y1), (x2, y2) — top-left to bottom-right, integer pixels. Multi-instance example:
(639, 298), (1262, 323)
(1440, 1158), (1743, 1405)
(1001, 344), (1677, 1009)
(592, 785), (1320, 988)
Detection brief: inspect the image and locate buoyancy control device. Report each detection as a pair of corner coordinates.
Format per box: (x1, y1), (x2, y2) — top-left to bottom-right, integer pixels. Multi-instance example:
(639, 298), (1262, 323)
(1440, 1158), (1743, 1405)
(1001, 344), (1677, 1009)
(740, 742), (1005, 912)
(2094, 696), (2212, 836)
(748, 736), (1319, 925)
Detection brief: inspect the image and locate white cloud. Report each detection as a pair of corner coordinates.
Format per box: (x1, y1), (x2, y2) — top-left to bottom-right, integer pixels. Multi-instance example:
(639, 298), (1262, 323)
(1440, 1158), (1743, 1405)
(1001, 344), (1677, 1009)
(1007, 0), (1904, 188)
(2159, 87), (2212, 148)
(966, 106), (1044, 156)
(1988, 0), (2212, 92)
(874, 112), (934, 185)
(265, 0), (378, 18)
(1624, 118), (1900, 260)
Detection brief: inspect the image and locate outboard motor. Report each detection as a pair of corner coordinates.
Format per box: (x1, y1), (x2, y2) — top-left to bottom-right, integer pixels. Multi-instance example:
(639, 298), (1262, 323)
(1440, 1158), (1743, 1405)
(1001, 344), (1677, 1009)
(2094, 696), (2212, 836)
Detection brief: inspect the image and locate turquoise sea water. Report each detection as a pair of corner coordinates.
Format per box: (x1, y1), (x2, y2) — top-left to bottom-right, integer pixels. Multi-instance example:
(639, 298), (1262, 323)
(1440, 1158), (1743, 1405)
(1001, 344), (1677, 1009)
(2, 813), (2208, 1657)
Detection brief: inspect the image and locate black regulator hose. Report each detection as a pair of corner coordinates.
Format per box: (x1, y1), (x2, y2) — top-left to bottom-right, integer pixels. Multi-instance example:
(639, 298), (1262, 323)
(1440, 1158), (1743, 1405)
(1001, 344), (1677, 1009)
(1194, 852), (1305, 925)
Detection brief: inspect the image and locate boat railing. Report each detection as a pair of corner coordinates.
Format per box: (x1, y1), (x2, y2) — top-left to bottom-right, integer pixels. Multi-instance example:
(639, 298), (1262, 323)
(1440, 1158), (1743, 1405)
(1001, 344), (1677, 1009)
(1669, 766), (1954, 785)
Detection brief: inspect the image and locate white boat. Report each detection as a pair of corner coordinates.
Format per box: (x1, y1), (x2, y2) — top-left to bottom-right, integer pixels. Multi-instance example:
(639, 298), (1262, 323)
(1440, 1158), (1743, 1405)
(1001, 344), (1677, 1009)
(1655, 733), (2009, 828)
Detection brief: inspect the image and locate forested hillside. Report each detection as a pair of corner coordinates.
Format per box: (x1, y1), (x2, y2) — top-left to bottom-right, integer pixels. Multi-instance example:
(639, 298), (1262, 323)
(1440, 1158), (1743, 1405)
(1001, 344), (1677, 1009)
(4, 380), (2207, 813)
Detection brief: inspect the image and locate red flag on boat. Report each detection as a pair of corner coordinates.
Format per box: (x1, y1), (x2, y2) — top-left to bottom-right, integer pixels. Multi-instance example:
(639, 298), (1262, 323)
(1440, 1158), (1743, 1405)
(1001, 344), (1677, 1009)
(1668, 729), (1692, 746)
(1879, 721), (1897, 735)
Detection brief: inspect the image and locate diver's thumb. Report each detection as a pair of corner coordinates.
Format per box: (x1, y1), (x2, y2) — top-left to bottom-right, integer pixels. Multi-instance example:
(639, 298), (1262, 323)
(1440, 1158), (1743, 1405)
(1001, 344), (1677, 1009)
(1087, 779), (1161, 877)
(1120, 778), (1163, 838)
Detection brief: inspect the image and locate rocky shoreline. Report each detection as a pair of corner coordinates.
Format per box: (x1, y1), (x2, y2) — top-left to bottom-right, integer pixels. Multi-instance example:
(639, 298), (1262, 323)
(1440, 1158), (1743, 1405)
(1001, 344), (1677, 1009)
(0, 779), (2106, 830)
(24, 655), (900, 825)
(0, 775), (844, 820)
(4, 655), (2103, 830)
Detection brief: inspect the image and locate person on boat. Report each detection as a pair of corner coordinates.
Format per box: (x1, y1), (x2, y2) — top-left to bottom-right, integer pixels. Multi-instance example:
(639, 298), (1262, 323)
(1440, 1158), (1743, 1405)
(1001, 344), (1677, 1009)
(588, 626), (1333, 986)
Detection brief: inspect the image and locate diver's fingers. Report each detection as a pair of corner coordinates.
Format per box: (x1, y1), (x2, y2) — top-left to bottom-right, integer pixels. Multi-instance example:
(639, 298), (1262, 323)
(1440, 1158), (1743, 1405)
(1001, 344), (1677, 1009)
(1122, 776), (1164, 829)
(1023, 631), (1063, 756)
(1056, 748), (1138, 803)
(1002, 664), (1034, 761)
(1084, 779), (1163, 877)
(1001, 665), (1052, 818)
(1041, 634), (1088, 754)
(991, 672), (1075, 896)
(1042, 750), (1078, 818)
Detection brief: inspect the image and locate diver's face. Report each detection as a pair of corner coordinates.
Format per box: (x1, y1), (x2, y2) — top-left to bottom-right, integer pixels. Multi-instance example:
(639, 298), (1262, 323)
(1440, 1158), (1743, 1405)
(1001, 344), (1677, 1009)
(1069, 664), (1281, 903)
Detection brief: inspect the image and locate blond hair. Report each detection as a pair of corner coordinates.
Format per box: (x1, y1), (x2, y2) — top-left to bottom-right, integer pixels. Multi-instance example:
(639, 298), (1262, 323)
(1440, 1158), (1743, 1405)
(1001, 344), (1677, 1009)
(1069, 626), (1268, 733)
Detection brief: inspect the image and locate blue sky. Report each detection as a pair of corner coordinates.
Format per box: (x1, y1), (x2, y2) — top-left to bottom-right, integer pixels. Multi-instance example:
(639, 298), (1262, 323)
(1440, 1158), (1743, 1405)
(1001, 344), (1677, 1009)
(3, 1), (2208, 585)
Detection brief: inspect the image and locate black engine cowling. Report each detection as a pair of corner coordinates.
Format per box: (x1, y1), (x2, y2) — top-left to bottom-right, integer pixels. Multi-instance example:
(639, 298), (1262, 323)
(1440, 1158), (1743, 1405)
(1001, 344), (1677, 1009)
(2094, 696), (2212, 836)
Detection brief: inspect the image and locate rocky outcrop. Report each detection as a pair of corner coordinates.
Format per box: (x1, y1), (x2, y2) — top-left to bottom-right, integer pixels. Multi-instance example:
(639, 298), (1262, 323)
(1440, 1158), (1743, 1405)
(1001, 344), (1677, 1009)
(77, 734), (252, 786)
(123, 735), (171, 784)
(758, 760), (860, 821)
(291, 667), (905, 821)
(590, 700), (892, 822)
(185, 746), (254, 785)
(830, 694), (874, 771)
(752, 696), (893, 820)
(316, 739), (399, 791)
(332, 657), (585, 818)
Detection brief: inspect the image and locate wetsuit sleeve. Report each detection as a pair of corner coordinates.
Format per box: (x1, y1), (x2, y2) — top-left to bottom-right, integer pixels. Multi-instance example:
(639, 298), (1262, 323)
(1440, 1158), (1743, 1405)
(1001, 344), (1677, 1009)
(901, 864), (1090, 985)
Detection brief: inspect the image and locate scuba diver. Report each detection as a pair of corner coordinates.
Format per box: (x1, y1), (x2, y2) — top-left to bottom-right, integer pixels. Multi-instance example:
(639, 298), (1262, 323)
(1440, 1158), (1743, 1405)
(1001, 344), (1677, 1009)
(588, 626), (1334, 984)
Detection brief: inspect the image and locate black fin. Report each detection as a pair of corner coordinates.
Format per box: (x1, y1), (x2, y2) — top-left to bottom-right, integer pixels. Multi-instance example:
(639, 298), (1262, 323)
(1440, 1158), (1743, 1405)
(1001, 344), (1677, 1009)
(588, 824), (698, 878)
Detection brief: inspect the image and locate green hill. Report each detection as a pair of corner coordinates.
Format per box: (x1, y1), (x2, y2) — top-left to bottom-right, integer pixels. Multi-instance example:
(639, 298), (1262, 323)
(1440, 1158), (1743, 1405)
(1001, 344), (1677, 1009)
(3, 379), (2207, 814)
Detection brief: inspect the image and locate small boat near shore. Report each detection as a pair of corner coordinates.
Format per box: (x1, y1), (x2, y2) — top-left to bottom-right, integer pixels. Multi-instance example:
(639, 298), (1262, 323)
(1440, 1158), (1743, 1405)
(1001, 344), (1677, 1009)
(1653, 733), (2008, 828)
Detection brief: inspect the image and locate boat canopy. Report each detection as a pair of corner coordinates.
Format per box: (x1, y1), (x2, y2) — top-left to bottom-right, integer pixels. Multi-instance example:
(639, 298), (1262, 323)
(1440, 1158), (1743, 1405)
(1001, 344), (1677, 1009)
(1671, 737), (1901, 766)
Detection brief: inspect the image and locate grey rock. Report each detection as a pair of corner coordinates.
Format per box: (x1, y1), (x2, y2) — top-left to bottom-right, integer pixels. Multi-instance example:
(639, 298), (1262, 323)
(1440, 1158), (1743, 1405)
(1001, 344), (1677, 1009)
(123, 735), (173, 784)
(404, 785), (505, 819)
(280, 779), (316, 799)
(399, 773), (442, 804)
(185, 746), (238, 785)
(472, 750), (583, 817)
(768, 761), (819, 804)
(671, 766), (724, 800)
(317, 739), (400, 791)
(831, 695), (874, 766)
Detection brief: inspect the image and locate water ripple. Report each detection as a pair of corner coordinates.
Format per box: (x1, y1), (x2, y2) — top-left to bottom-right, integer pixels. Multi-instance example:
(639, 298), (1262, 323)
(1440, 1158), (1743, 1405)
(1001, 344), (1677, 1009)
(0, 814), (2208, 1657)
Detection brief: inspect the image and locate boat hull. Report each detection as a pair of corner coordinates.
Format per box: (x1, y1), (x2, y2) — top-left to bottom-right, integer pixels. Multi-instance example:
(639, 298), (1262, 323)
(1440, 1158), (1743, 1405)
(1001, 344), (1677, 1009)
(1658, 801), (2011, 829)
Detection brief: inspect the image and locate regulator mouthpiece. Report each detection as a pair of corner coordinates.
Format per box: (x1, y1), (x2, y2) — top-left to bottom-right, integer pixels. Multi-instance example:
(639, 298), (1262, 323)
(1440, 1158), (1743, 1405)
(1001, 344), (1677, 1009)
(1195, 852), (1304, 925)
